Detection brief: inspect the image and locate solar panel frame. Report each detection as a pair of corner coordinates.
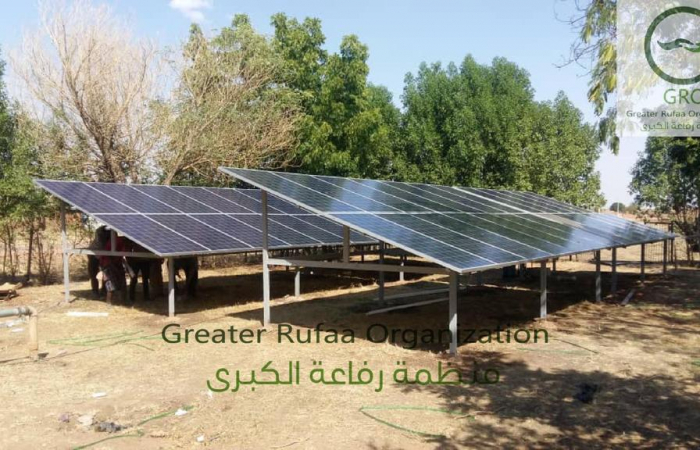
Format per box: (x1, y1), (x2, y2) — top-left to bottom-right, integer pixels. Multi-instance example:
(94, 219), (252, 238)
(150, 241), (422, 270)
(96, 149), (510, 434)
(220, 168), (674, 274)
(34, 179), (375, 257)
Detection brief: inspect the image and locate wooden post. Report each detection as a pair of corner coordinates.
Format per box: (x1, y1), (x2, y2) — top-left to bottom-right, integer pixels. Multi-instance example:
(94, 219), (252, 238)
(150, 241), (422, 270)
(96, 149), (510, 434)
(28, 310), (38, 353)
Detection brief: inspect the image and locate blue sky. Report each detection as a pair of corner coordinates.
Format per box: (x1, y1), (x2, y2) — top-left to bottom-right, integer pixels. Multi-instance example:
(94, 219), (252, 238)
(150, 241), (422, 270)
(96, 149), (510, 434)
(0, 0), (639, 206)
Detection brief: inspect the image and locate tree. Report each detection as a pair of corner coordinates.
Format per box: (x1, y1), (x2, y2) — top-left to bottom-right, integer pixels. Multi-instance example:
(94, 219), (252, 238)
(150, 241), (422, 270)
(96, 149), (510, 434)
(271, 14), (400, 179)
(0, 50), (48, 279)
(154, 17), (301, 185)
(561, 0), (618, 153)
(526, 93), (604, 207)
(11, 0), (160, 182)
(397, 56), (604, 207)
(610, 202), (627, 213)
(631, 137), (699, 238)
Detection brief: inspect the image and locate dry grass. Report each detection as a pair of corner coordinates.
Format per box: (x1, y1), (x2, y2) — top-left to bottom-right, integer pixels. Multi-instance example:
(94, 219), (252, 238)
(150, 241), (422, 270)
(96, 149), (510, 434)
(0, 256), (699, 449)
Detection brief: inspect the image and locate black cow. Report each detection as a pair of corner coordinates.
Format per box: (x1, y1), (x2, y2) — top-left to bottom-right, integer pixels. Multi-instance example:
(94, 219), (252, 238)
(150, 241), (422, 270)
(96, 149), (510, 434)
(174, 257), (199, 298)
(125, 252), (152, 303)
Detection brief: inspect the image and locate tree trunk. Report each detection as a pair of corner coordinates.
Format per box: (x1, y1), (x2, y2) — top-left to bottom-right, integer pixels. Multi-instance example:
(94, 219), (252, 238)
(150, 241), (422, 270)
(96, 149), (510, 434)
(25, 221), (35, 283)
(6, 225), (15, 281)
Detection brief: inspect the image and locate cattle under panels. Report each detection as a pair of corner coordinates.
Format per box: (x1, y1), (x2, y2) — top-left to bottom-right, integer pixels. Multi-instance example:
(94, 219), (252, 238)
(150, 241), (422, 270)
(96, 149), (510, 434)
(35, 180), (374, 257)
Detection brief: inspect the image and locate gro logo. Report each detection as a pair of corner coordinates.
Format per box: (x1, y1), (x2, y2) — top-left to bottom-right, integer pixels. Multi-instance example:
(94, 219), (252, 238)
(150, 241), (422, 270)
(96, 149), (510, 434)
(645, 6), (700, 85)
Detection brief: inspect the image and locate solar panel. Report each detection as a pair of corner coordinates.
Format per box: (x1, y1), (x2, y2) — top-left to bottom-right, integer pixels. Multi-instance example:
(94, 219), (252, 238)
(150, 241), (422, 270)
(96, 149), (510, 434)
(220, 168), (674, 273)
(454, 187), (668, 244)
(35, 180), (374, 257)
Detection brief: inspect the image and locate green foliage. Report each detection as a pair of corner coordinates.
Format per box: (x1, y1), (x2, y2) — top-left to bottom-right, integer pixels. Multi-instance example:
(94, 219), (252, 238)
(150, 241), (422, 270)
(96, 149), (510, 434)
(154, 18), (301, 186)
(631, 137), (700, 235)
(4, 14), (605, 212)
(610, 202), (627, 213)
(0, 50), (48, 223)
(398, 57), (603, 207)
(566, 0), (618, 153)
(271, 14), (399, 179)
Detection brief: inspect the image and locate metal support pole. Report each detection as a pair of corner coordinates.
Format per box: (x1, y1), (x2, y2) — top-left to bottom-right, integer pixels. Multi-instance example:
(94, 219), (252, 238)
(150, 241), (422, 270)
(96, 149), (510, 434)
(168, 258), (175, 317)
(540, 261), (547, 318)
(449, 271), (458, 355)
(552, 259), (557, 273)
(60, 204), (70, 303)
(294, 269), (301, 297)
(476, 272), (484, 286)
(595, 251), (602, 302)
(110, 229), (116, 252)
(342, 226), (350, 263)
(399, 254), (405, 282)
(378, 241), (385, 302)
(262, 191), (271, 327)
(663, 239), (668, 276)
(611, 248), (618, 295)
(640, 244), (646, 284)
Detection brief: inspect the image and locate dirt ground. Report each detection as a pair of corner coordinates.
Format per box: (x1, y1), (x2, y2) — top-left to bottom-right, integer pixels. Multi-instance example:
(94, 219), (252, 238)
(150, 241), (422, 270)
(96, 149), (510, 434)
(1, 252), (699, 449)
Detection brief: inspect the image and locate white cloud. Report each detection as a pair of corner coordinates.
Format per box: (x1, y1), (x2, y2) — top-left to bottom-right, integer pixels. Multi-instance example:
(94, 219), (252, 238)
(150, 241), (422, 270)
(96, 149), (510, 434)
(169, 0), (212, 23)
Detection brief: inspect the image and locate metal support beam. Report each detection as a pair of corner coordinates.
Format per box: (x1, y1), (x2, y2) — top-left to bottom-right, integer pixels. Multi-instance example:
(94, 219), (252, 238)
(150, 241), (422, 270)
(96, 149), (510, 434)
(552, 259), (557, 273)
(663, 239), (668, 276)
(476, 272), (484, 286)
(640, 244), (646, 284)
(399, 254), (405, 282)
(168, 257), (175, 317)
(540, 261), (547, 318)
(110, 229), (116, 253)
(378, 241), (385, 301)
(262, 191), (271, 327)
(294, 269), (301, 297)
(266, 258), (449, 275)
(449, 271), (458, 355)
(611, 248), (618, 295)
(595, 250), (602, 302)
(60, 204), (70, 304)
(68, 248), (161, 258)
(342, 226), (350, 263)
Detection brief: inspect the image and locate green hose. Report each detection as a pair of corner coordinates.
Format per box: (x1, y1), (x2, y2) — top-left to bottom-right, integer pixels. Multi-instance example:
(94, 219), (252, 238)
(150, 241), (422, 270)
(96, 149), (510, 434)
(48, 331), (161, 348)
(359, 405), (474, 438)
(72, 405), (193, 450)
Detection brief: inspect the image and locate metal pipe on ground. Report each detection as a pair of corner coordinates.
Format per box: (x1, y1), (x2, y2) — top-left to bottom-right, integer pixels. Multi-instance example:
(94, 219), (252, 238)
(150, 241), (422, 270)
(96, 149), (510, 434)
(0, 306), (38, 354)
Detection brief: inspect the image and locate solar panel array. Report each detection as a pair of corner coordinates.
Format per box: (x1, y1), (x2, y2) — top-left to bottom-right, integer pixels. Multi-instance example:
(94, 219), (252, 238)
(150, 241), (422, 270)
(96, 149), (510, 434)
(35, 180), (373, 257)
(220, 168), (672, 273)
